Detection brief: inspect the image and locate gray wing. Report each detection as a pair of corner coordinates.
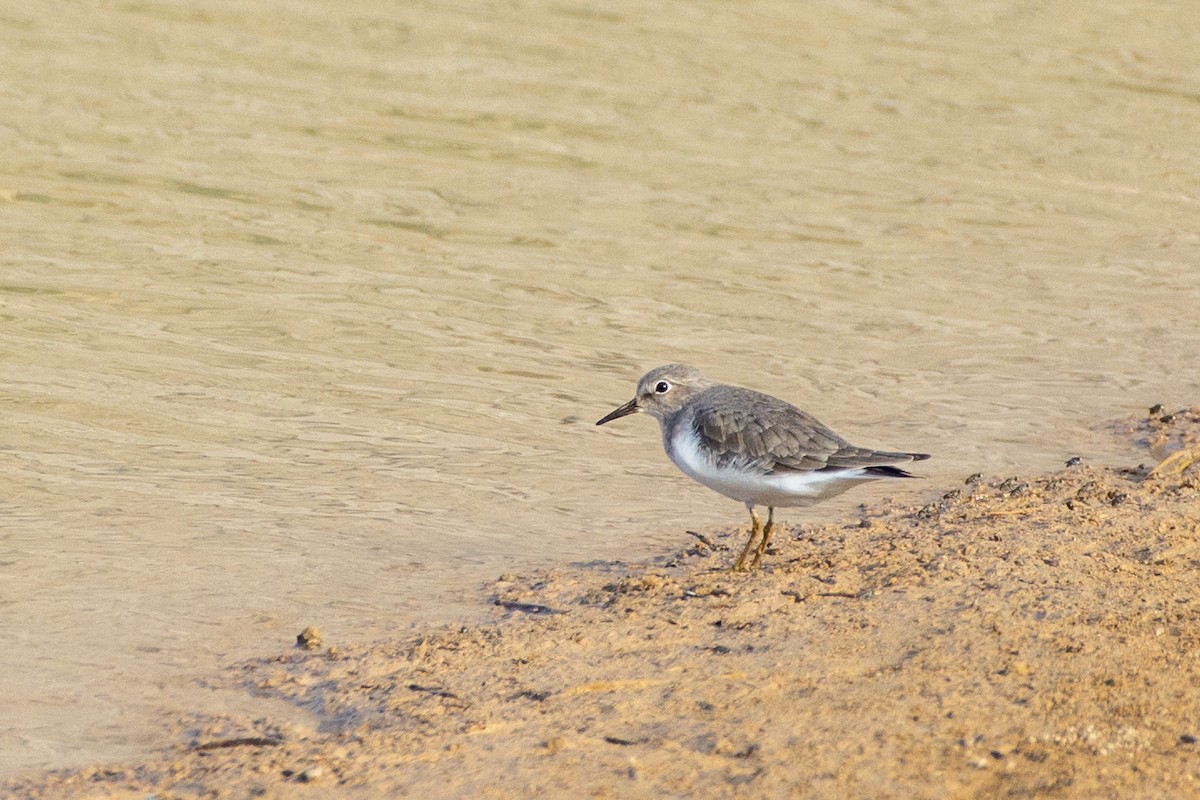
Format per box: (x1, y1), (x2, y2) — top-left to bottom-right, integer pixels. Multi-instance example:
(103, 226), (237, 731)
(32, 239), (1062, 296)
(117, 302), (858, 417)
(690, 386), (928, 475)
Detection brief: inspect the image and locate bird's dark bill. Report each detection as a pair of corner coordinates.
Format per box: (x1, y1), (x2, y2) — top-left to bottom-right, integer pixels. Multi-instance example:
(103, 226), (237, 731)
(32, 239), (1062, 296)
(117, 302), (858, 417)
(596, 398), (639, 426)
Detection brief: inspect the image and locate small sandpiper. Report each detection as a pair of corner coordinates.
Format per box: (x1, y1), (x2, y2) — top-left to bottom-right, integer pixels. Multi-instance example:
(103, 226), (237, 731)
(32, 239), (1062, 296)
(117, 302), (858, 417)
(596, 364), (929, 570)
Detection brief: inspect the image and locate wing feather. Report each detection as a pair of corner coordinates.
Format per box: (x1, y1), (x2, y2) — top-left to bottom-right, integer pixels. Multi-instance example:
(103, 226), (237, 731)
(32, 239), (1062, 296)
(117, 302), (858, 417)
(687, 385), (926, 476)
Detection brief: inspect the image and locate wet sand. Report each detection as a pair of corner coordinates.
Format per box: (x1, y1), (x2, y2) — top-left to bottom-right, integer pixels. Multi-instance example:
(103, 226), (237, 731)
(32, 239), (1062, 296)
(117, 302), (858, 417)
(9, 408), (1200, 799)
(8, 0), (1200, 775)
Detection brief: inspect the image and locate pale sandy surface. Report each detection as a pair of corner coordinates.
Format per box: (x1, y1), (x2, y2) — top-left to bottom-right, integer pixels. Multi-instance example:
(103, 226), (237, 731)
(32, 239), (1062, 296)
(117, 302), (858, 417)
(8, 409), (1200, 799)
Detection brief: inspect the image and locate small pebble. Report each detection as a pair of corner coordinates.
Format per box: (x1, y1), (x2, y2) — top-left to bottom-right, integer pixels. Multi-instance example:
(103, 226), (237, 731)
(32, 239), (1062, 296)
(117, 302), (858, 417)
(543, 736), (572, 754)
(296, 626), (322, 650)
(298, 766), (324, 783)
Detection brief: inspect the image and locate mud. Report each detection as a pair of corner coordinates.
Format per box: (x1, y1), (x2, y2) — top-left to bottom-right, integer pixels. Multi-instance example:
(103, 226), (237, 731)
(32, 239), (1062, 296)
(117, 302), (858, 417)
(9, 409), (1200, 799)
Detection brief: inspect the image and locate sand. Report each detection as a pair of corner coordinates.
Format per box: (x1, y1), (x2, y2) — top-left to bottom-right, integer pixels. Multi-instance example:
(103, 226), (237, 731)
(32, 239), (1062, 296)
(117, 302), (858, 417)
(8, 409), (1200, 799)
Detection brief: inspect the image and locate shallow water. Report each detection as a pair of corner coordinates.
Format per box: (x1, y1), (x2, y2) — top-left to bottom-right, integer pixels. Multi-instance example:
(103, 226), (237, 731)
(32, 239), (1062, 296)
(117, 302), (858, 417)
(3, 0), (1199, 777)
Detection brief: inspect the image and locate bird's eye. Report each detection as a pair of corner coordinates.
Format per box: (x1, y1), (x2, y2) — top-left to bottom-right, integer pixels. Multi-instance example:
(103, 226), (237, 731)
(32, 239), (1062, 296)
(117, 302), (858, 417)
(654, 381), (670, 394)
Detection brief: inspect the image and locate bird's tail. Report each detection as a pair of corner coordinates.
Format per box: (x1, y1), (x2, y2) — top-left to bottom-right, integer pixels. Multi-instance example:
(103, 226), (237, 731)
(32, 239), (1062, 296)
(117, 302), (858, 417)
(861, 464), (922, 479)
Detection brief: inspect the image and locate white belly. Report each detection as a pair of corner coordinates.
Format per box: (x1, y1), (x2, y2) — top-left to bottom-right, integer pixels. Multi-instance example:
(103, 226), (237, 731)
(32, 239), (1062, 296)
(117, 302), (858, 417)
(666, 425), (871, 508)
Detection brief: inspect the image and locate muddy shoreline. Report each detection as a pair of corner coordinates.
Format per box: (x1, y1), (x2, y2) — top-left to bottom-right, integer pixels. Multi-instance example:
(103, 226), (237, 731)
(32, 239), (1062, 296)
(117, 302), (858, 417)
(9, 410), (1200, 799)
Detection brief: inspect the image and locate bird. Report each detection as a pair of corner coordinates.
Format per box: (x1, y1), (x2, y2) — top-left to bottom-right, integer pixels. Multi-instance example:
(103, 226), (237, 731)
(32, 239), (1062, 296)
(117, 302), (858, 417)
(596, 364), (929, 570)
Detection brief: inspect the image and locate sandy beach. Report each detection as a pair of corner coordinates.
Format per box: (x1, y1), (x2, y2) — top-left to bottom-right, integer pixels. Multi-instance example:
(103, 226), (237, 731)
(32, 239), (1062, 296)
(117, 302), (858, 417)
(7, 407), (1200, 799)
(7, 0), (1200, 782)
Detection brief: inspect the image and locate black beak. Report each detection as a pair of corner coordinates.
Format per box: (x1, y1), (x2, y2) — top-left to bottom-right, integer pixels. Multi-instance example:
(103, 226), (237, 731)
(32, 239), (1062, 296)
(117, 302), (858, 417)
(596, 398), (639, 426)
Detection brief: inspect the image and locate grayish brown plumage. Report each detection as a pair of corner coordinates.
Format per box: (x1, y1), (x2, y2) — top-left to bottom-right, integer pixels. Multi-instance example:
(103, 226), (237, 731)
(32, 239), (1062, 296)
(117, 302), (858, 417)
(597, 364), (929, 570)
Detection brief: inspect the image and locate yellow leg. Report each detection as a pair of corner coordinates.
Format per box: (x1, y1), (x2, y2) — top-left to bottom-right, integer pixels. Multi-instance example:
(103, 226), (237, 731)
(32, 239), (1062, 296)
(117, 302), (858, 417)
(749, 507), (776, 568)
(732, 506), (762, 571)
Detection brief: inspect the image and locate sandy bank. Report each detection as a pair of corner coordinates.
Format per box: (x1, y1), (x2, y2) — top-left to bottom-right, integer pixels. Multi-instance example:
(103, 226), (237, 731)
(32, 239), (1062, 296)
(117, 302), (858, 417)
(9, 409), (1200, 799)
